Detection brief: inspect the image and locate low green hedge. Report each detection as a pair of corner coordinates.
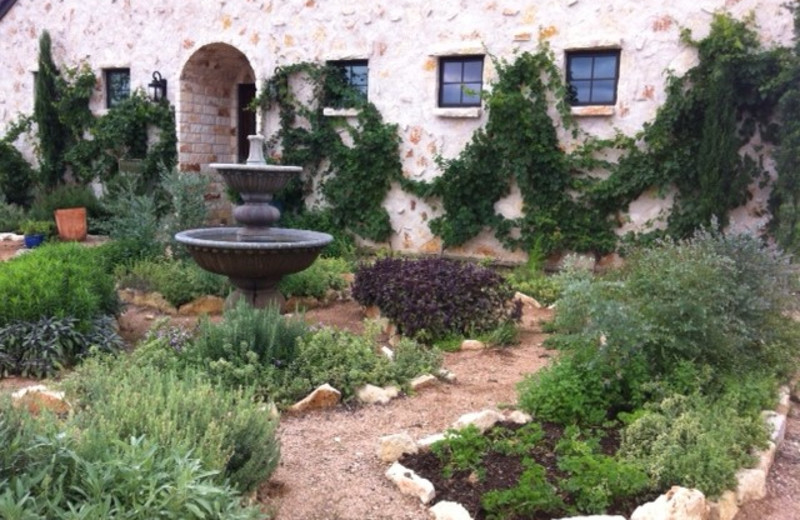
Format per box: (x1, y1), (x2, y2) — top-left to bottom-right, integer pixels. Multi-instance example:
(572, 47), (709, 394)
(0, 242), (119, 326)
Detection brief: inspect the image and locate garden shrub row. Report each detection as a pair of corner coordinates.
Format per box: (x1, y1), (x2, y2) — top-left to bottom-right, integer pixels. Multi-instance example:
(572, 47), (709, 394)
(136, 301), (442, 406)
(0, 243), (123, 377)
(0, 383), (267, 519)
(513, 230), (799, 507)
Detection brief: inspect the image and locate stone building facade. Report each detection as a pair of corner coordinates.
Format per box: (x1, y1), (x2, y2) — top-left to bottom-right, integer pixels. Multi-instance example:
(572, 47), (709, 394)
(0, 0), (794, 260)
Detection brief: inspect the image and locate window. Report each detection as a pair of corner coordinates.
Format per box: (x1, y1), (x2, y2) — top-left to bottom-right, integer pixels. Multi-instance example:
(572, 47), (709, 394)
(438, 56), (483, 107)
(105, 68), (130, 108)
(325, 60), (368, 108)
(566, 50), (620, 106)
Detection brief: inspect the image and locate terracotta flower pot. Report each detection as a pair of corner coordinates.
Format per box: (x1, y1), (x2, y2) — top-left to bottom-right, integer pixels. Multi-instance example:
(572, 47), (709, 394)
(54, 207), (87, 242)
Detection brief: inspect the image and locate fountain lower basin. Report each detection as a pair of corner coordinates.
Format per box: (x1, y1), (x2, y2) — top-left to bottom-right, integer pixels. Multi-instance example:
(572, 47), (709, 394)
(175, 227), (333, 308)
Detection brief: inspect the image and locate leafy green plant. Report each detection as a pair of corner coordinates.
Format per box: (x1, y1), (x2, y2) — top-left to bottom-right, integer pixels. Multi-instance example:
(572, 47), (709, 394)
(282, 208), (357, 259)
(263, 321), (440, 404)
(0, 398), (262, 519)
(0, 315), (122, 378)
(620, 392), (769, 498)
(0, 200), (26, 233)
(28, 183), (103, 224)
(0, 242), (119, 326)
(278, 256), (350, 300)
(18, 219), (52, 236)
(555, 426), (649, 514)
(255, 62), (402, 243)
(63, 358), (280, 493)
(159, 168), (211, 260)
(352, 257), (522, 342)
(0, 141), (34, 207)
(187, 301), (308, 387)
(431, 425), (489, 479)
(481, 460), (565, 520)
(116, 258), (230, 308)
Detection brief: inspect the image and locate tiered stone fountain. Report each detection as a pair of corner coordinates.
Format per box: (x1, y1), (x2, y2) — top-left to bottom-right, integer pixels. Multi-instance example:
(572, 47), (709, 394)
(175, 135), (332, 308)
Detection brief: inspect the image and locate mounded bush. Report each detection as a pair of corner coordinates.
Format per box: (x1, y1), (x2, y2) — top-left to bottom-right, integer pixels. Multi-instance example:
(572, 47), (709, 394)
(0, 242), (119, 326)
(352, 257), (522, 342)
(116, 258), (230, 307)
(278, 256), (350, 300)
(63, 357), (280, 493)
(0, 397), (262, 519)
(0, 315), (122, 378)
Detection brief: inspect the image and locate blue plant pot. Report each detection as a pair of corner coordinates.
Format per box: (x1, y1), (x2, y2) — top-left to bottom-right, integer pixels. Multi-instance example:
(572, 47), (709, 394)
(24, 234), (45, 249)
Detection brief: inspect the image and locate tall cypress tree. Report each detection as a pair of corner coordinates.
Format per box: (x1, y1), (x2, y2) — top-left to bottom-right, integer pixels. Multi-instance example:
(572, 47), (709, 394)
(34, 30), (67, 188)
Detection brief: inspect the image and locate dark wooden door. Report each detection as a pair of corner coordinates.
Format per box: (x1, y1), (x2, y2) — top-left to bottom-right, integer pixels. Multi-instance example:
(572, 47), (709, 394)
(237, 83), (257, 163)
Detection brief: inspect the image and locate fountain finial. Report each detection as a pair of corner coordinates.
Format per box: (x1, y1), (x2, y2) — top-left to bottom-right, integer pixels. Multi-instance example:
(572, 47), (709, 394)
(246, 134), (267, 165)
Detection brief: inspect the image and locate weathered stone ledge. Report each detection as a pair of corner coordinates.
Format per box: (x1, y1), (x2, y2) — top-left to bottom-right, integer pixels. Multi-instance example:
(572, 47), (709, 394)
(382, 386), (793, 520)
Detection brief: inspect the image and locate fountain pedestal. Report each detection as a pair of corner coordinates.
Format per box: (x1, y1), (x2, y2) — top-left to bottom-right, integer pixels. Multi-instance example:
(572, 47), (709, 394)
(175, 135), (332, 309)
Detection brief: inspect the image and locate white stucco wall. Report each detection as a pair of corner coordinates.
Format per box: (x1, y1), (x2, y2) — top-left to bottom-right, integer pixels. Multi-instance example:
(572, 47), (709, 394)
(0, 0), (794, 260)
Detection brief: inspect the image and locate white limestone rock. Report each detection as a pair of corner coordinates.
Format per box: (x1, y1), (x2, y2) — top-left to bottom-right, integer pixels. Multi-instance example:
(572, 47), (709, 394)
(417, 433), (447, 451)
(707, 490), (738, 520)
(385, 461), (435, 504)
(513, 291), (542, 308)
(553, 516), (625, 520)
(452, 409), (504, 433)
(460, 339), (485, 351)
(357, 384), (400, 405)
(761, 410), (787, 445)
(410, 374), (438, 391)
(631, 486), (709, 520)
(755, 441), (777, 473)
(377, 432), (418, 463)
(288, 383), (341, 413)
(735, 468), (766, 504)
(11, 385), (65, 401)
(380, 346), (394, 360)
(429, 500), (473, 520)
(503, 410), (532, 424)
(437, 368), (457, 383)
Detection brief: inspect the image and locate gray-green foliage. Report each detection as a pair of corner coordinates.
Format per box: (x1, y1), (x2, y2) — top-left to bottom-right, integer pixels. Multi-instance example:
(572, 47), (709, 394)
(620, 392), (768, 498)
(0, 199), (26, 233)
(285, 324), (441, 403)
(187, 301), (309, 390)
(138, 303), (441, 407)
(159, 169), (210, 260)
(116, 258), (230, 308)
(0, 398), (262, 520)
(62, 356), (280, 493)
(547, 230), (798, 388)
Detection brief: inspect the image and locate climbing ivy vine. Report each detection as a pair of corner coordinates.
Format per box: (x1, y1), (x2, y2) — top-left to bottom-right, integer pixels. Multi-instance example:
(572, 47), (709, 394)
(403, 48), (617, 255)
(591, 12), (791, 240)
(253, 8), (797, 256)
(253, 63), (402, 243)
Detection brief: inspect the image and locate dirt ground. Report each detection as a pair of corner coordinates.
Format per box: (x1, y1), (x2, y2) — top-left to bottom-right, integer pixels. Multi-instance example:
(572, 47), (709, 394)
(1, 235), (797, 519)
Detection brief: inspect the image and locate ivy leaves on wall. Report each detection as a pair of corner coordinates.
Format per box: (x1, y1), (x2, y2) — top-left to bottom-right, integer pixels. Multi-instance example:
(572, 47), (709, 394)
(403, 48), (617, 256)
(256, 8), (798, 256)
(254, 63), (402, 243)
(591, 13), (791, 240)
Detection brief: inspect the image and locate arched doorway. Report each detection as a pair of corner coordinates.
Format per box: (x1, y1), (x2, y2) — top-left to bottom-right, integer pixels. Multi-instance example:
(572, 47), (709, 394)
(178, 43), (256, 172)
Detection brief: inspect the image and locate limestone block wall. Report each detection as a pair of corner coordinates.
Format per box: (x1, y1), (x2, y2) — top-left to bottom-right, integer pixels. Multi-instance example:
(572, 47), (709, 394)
(0, 0), (794, 260)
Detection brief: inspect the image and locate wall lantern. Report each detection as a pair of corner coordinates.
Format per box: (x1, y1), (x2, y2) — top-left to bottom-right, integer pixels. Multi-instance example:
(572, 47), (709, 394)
(148, 71), (167, 102)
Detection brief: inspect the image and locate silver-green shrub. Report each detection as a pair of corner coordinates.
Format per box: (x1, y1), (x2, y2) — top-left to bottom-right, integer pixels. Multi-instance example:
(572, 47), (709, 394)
(63, 356), (280, 493)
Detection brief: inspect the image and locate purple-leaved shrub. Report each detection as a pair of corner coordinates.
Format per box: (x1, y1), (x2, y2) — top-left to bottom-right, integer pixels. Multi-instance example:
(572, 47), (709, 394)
(352, 257), (521, 342)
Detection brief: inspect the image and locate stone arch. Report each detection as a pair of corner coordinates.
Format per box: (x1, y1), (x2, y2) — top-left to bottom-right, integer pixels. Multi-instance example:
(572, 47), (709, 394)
(178, 43), (256, 172)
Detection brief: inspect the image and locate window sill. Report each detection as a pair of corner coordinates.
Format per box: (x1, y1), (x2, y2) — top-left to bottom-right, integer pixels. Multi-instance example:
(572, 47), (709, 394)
(323, 107), (360, 117)
(433, 107), (482, 119)
(571, 105), (615, 117)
